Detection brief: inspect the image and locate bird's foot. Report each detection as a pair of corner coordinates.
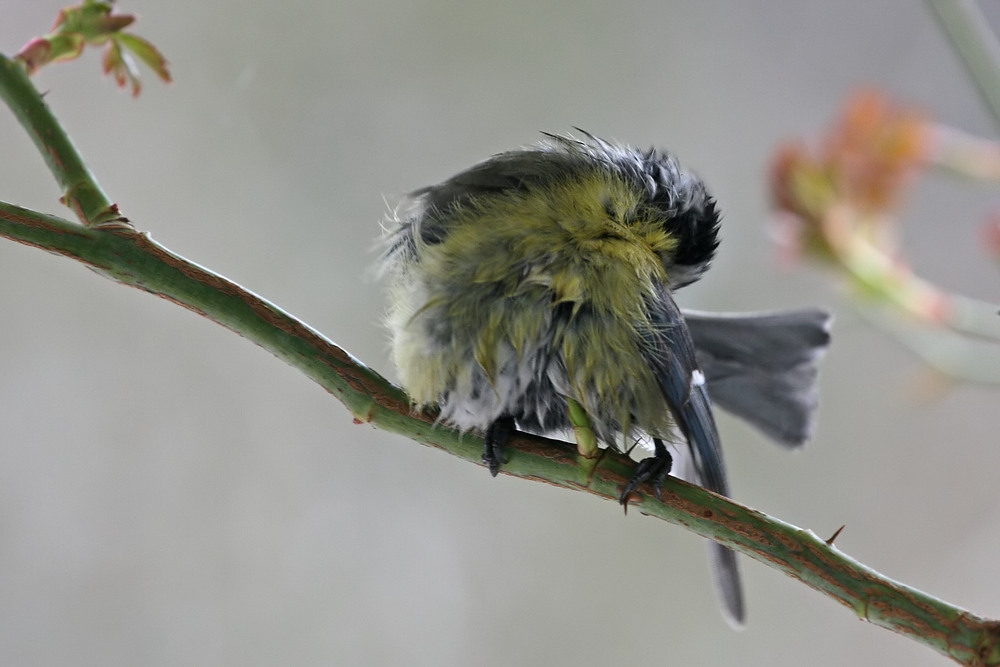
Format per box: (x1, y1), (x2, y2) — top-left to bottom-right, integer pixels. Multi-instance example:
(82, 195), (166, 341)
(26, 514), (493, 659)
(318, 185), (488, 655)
(482, 416), (515, 477)
(619, 438), (673, 505)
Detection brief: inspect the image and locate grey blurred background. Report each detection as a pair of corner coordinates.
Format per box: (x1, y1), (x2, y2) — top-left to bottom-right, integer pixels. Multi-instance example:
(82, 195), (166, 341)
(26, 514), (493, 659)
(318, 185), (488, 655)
(2, 1), (999, 665)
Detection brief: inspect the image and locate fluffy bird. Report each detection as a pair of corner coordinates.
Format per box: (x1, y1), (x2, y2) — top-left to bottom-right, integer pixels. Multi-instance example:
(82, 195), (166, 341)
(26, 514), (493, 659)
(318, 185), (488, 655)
(381, 133), (831, 625)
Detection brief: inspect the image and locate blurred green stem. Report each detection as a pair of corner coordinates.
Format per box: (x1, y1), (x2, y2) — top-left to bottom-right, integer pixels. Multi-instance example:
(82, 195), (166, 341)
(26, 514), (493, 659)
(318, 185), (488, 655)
(928, 0), (1000, 129)
(2, 51), (1000, 665)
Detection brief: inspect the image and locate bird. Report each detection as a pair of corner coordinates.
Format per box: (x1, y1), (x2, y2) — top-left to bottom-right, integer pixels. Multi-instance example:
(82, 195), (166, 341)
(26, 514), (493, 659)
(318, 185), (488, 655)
(380, 132), (831, 625)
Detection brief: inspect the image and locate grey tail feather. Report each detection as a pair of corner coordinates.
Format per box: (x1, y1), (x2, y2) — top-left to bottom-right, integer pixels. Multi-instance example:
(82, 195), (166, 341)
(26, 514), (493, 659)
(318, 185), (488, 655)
(710, 541), (746, 628)
(684, 308), (832, 448)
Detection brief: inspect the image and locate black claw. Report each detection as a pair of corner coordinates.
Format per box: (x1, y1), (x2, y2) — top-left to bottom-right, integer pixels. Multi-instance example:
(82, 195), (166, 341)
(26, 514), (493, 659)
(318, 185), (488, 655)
(619, 438), (673, 505)
(483, 416), (515, 477)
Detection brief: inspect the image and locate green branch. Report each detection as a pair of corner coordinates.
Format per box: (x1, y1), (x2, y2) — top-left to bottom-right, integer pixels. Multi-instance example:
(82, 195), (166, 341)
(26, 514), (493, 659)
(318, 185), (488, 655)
(0, 55), (117, 225)
(2, 51), (1000, 665)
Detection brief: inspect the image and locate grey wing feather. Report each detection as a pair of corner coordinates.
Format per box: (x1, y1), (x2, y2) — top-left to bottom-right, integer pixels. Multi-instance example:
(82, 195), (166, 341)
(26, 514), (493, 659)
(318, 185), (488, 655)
(684, 308), (832, 448)
(642, 286), (745, 626)
(413, 149), (577, 217)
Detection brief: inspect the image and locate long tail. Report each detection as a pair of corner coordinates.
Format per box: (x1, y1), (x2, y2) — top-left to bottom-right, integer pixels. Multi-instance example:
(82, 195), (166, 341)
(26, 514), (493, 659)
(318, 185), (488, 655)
(642, 287), (744, 626)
